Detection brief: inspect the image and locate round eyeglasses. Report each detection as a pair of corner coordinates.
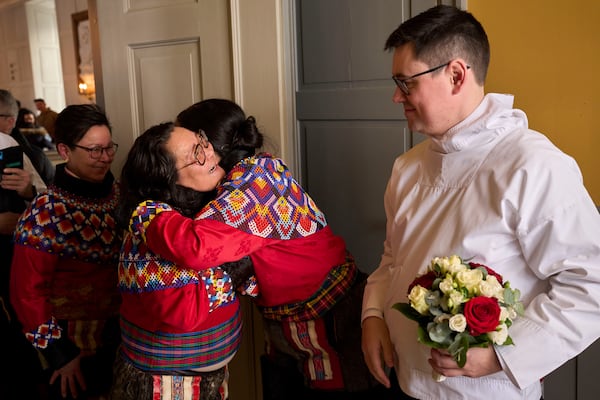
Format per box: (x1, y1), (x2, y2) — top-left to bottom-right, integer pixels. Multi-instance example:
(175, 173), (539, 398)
(178, 130), (210, 170)
(72, 142), (118, 159)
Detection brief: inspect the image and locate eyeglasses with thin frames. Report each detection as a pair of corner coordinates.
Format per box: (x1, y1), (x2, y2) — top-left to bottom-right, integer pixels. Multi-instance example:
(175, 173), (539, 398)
(72, 142), (119, 159)
(392, 61), (470, 96)
(178, 130), (210, 170)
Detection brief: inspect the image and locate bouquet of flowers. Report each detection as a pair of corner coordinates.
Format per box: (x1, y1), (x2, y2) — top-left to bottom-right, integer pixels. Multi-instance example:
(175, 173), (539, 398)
(393, 255), (524, 381)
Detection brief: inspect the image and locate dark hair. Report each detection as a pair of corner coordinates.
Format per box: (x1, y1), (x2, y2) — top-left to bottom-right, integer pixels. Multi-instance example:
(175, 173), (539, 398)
(385, 5), (490, 85)
(54, 104), (111, 146)
(116, 122), (215, 228)
(176, 98), (264, 172)
(16, 108), (36, 128)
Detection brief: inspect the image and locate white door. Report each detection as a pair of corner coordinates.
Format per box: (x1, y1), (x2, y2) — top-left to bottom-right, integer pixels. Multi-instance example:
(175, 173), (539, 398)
(93, 1), (260, 398)
(94, 0), (234, 173)
(25, 0), (65, 111)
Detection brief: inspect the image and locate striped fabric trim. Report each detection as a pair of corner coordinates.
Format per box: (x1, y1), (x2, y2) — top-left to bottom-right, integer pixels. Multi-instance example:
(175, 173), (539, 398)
(260, 255), (357, 322)
(282, 318), (344, 390)
(150, 370), (228, 400)
(68, 319), (103, 354)
(152, 375), (201, 400)
(120, 308), (242, 372)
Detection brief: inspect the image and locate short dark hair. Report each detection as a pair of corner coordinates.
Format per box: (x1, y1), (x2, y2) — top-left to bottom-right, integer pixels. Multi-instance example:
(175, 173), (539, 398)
(116, 122), (215, 227)
(176, 98), (263, 172)
(33, 98), (45, 103)
(385, 5), (490, 85)
(54, 104), (111, 146)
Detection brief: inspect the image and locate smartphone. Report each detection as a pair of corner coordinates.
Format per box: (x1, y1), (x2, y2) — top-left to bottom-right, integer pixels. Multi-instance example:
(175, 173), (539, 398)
(0, 146), (24, 181)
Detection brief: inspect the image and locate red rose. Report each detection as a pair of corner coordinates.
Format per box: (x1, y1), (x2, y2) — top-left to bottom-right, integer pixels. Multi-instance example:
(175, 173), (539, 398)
(469, 262), (503, 284)
(408, 270), (437, 293)
(464, 296), (501, 336)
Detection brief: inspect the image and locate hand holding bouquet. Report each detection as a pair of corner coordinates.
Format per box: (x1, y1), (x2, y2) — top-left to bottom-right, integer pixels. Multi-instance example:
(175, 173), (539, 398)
(393, 255), (524, 381)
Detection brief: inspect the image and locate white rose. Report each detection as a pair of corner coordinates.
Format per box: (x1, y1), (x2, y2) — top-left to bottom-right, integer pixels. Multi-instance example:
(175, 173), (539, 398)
(499, 306), (510, 322)
(449, 314), (467, 333)
(506, 306), (518, 320)
(439, 275), (455, 294)
(408, 285), (430, 315)
(456, 268), (484, 294)
(479, 275), (504, 299)
(446, 255), (468, 274)
(488, 323), (509, 345)
(431, 257), (448, 273)
(446, 290), (466, 313)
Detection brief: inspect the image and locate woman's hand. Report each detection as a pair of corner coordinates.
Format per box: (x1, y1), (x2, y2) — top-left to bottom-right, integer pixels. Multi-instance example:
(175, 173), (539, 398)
(49, 354), (87, 398)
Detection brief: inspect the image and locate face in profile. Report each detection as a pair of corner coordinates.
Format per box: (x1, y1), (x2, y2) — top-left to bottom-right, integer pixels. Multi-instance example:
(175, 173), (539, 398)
(59, 125), (116, 183)
(166, 126), (225, 192)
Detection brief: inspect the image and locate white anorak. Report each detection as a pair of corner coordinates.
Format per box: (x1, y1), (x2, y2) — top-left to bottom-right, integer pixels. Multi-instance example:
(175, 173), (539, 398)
(362, 93), (600, 400)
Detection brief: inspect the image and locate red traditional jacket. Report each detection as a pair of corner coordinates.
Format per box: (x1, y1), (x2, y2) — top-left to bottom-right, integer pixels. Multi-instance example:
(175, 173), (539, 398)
(131, 155), (357, 317)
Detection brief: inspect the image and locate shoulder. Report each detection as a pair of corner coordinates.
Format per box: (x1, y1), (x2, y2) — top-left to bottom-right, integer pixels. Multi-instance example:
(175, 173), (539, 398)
(491, 128), (579, 179)
(0, 134), (20, 148)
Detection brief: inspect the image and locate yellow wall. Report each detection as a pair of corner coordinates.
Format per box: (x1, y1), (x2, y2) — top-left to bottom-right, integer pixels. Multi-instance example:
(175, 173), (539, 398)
(469, 0), (600, 204)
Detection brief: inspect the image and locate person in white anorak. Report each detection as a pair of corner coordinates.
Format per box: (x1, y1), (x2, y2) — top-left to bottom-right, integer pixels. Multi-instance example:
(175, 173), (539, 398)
(360, 5), (600, 400)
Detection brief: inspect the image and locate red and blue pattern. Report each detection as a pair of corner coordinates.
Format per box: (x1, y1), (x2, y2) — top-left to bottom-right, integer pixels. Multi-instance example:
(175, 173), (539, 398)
(25, 316), (63, 349)
(14, 186), (120, 265)
(198, 155), (327, 239)
(119, 234), (235, 311)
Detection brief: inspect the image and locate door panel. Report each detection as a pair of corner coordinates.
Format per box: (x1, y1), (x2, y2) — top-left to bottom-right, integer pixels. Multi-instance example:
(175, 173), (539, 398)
(296, 0), (410, 272)
(25, 0), (65, 110)
(303, 120), (409, 271)
(95, 0), (233, 173)
(93, 2), (258, 399)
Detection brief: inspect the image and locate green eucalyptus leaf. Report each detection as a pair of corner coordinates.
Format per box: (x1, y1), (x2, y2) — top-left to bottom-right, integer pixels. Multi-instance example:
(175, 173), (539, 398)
(503, 288), (515, 305)
(448, 334), (470, 368)
(427, 321), (453, 345)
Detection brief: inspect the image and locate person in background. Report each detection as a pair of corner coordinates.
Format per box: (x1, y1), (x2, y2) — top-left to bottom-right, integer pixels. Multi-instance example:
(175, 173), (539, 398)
(10, 100), (55, 185)
(17, 107), (56, 151)
(34, 98), (59, 141)
(10, 104), (122, 400)
(360, 5), (600, 400)
(112, 122), (248, 400)
(122, 99), (382, 399)
(0, 89), (47, 399)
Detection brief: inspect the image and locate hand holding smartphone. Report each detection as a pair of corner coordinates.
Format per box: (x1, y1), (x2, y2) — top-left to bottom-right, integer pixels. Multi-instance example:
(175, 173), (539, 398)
(0, 146), (24, 181)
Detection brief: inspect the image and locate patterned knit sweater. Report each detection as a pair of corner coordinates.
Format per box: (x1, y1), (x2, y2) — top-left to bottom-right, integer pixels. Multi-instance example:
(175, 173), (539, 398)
(10, 163), (121, 370)
(131, 154), (357, 321)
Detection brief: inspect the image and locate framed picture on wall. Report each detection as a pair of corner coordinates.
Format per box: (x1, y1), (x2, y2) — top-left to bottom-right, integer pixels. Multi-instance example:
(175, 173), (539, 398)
(71, 10), (95, 98)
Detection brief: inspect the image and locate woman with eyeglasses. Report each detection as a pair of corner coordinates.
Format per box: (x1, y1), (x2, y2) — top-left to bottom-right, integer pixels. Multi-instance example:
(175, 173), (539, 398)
(116, 99), (381, 399)
(10, 104), (122, 400)
(112, 122), (246, 400)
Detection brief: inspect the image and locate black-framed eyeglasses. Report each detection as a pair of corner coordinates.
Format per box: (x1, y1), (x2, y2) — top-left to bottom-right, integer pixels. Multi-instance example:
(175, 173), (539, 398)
(392, 61), (453, 96)
(72, 142), (119, 159)
(178, 130), (210, 170)
(0, 114), (15, 118)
